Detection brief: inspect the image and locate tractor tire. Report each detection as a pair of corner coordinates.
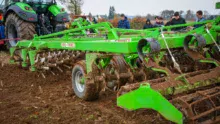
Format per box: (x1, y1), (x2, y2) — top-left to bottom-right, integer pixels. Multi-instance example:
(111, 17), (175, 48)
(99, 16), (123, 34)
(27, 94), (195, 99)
(5, 13), (36, 48)
(72, 61), (100, 101)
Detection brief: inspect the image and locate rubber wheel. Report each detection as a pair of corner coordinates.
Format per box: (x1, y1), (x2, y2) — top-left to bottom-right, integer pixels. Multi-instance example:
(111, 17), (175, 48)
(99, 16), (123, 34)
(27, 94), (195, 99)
(5, 13), (36, 48)
(72, 61), (99, 101)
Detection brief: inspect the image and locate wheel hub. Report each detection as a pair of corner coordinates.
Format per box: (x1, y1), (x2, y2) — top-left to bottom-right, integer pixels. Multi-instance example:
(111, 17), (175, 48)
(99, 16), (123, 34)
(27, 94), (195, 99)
(75, 71), (85, 93)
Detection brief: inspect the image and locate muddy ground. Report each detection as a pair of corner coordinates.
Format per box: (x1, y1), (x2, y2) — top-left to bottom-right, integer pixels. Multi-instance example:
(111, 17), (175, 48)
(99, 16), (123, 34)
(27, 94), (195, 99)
(0, 51), (170, 124)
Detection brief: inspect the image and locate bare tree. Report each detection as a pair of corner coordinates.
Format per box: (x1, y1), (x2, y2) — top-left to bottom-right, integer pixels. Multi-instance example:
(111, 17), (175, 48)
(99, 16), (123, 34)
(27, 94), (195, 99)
(108, 6), (116, 20)
(68, 0), (83, 15)
(179, 10), (184, 16)
(146, 13), (154, 20)
(57, 0), (84, 15)
(88, 12), (92, 17)
(185, 10), (194, 20)
(160, 10), (174, 19)
(203, 10), (210, 19)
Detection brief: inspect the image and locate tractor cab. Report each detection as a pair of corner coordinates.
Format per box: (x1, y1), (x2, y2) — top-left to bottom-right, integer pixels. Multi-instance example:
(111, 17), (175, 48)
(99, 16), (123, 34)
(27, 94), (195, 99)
(23, 0), (56, 14)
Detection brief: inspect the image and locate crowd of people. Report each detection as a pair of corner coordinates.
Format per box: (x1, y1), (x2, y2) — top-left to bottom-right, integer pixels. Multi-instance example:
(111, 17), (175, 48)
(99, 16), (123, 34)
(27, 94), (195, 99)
(118, 10), (207, 31)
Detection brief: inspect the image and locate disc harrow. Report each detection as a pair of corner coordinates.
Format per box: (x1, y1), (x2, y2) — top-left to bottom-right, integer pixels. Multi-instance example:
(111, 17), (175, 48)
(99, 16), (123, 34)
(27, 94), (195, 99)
(9, 7), (220, 124)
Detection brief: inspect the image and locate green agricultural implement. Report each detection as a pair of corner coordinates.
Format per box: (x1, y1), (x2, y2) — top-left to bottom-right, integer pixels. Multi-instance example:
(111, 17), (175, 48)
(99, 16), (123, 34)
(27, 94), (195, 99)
(70, 17), (99, 35)
(9, 3), (220, 124)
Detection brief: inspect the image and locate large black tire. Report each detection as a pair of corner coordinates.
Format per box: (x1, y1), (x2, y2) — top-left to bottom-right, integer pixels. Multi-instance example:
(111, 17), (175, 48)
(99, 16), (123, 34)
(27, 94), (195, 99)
(72, 61), (100, 101)
(5, 13), (36, 48)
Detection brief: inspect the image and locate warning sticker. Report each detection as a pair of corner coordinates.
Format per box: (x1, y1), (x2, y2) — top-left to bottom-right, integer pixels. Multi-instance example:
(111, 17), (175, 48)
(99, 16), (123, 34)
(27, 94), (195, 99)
(116, 38), (131, 42)
(61, 43), (76, 48)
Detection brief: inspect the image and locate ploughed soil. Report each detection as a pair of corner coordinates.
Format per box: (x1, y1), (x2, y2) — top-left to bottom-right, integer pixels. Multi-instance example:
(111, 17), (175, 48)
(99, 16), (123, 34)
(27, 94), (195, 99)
(0, 51), (169, 124)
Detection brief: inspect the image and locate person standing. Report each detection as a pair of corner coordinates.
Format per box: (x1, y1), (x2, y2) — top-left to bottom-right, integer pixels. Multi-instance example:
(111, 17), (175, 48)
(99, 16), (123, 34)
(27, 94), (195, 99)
(118, 14), (130, 29)
(169, 12), (186, 31)
(154, 16), (164, 27)
(93, 17), (98, 24)
(194, 10), (206, 28)
(143, 19), (154, 29)
(165, 16), (174, 26)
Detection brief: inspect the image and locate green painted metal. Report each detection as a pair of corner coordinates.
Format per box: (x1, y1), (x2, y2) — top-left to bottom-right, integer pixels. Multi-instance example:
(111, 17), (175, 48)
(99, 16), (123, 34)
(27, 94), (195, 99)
(86, 53), (98, 73)
(15, 2), (36, 14)
(152, 68), (169, 76)
(9, 10), (220, 123)
(213, 25), (220, 32)
(9, 47), (16, 64)
(70, 17), (99, 35)
(97, 58), (112, 69)
(21, 49), (28, 67)
(48, 4), (66, 16)
(12, 19), (219, 54)
(71, 18), (87, 35)
(16, 39), (139, 53)
(10, 1), (66, 15)
(199, 59), (219, 67)
(85, 53), (112, 73)
(28, 50), (37, 72)
(35, 22), (118, 40)
(124, 54), (139, 68)
(216, 2), (220, 9)
(117, 83), (183, 124)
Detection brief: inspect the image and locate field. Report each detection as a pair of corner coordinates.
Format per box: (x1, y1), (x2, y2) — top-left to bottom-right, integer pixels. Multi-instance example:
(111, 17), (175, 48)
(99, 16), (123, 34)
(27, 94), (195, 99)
(0, 51), (169, 124)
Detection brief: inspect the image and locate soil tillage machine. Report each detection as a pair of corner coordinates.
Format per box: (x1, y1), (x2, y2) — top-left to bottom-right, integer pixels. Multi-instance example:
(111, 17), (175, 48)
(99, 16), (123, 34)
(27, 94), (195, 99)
(9, 4), (220, 124)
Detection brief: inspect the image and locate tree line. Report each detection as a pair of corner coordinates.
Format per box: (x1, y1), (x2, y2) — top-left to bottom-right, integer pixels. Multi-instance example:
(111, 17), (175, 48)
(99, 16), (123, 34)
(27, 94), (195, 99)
(58, 0), (84, 15)
(54, 1), (212, 21)
(107, 6), (211, 20)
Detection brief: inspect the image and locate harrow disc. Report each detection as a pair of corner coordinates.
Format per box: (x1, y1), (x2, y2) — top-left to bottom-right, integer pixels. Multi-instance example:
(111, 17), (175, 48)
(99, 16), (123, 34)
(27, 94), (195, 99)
(12, 49), (23, 65)
(105, 56), (132, 91)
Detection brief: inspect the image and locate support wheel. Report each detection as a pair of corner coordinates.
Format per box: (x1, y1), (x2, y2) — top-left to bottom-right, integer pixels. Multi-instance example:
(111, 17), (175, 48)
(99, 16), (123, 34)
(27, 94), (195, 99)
(72, 61), (100, 101)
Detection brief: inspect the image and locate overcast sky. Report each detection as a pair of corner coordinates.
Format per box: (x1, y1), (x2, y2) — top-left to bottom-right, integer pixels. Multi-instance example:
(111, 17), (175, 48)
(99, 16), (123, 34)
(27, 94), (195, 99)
(82, 0), (220, 16)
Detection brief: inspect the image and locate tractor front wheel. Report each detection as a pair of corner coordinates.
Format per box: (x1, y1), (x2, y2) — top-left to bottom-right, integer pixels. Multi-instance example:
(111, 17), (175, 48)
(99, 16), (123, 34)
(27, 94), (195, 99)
(5, 13), (36, 48)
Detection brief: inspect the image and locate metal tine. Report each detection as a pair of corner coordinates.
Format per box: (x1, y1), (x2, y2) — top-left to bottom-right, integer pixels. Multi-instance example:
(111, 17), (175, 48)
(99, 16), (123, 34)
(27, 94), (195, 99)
(41, 72), (46, 79)
(57, 66), (63, 73)
(51, 71), (56, 75)
(35, 54), (40, 63)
